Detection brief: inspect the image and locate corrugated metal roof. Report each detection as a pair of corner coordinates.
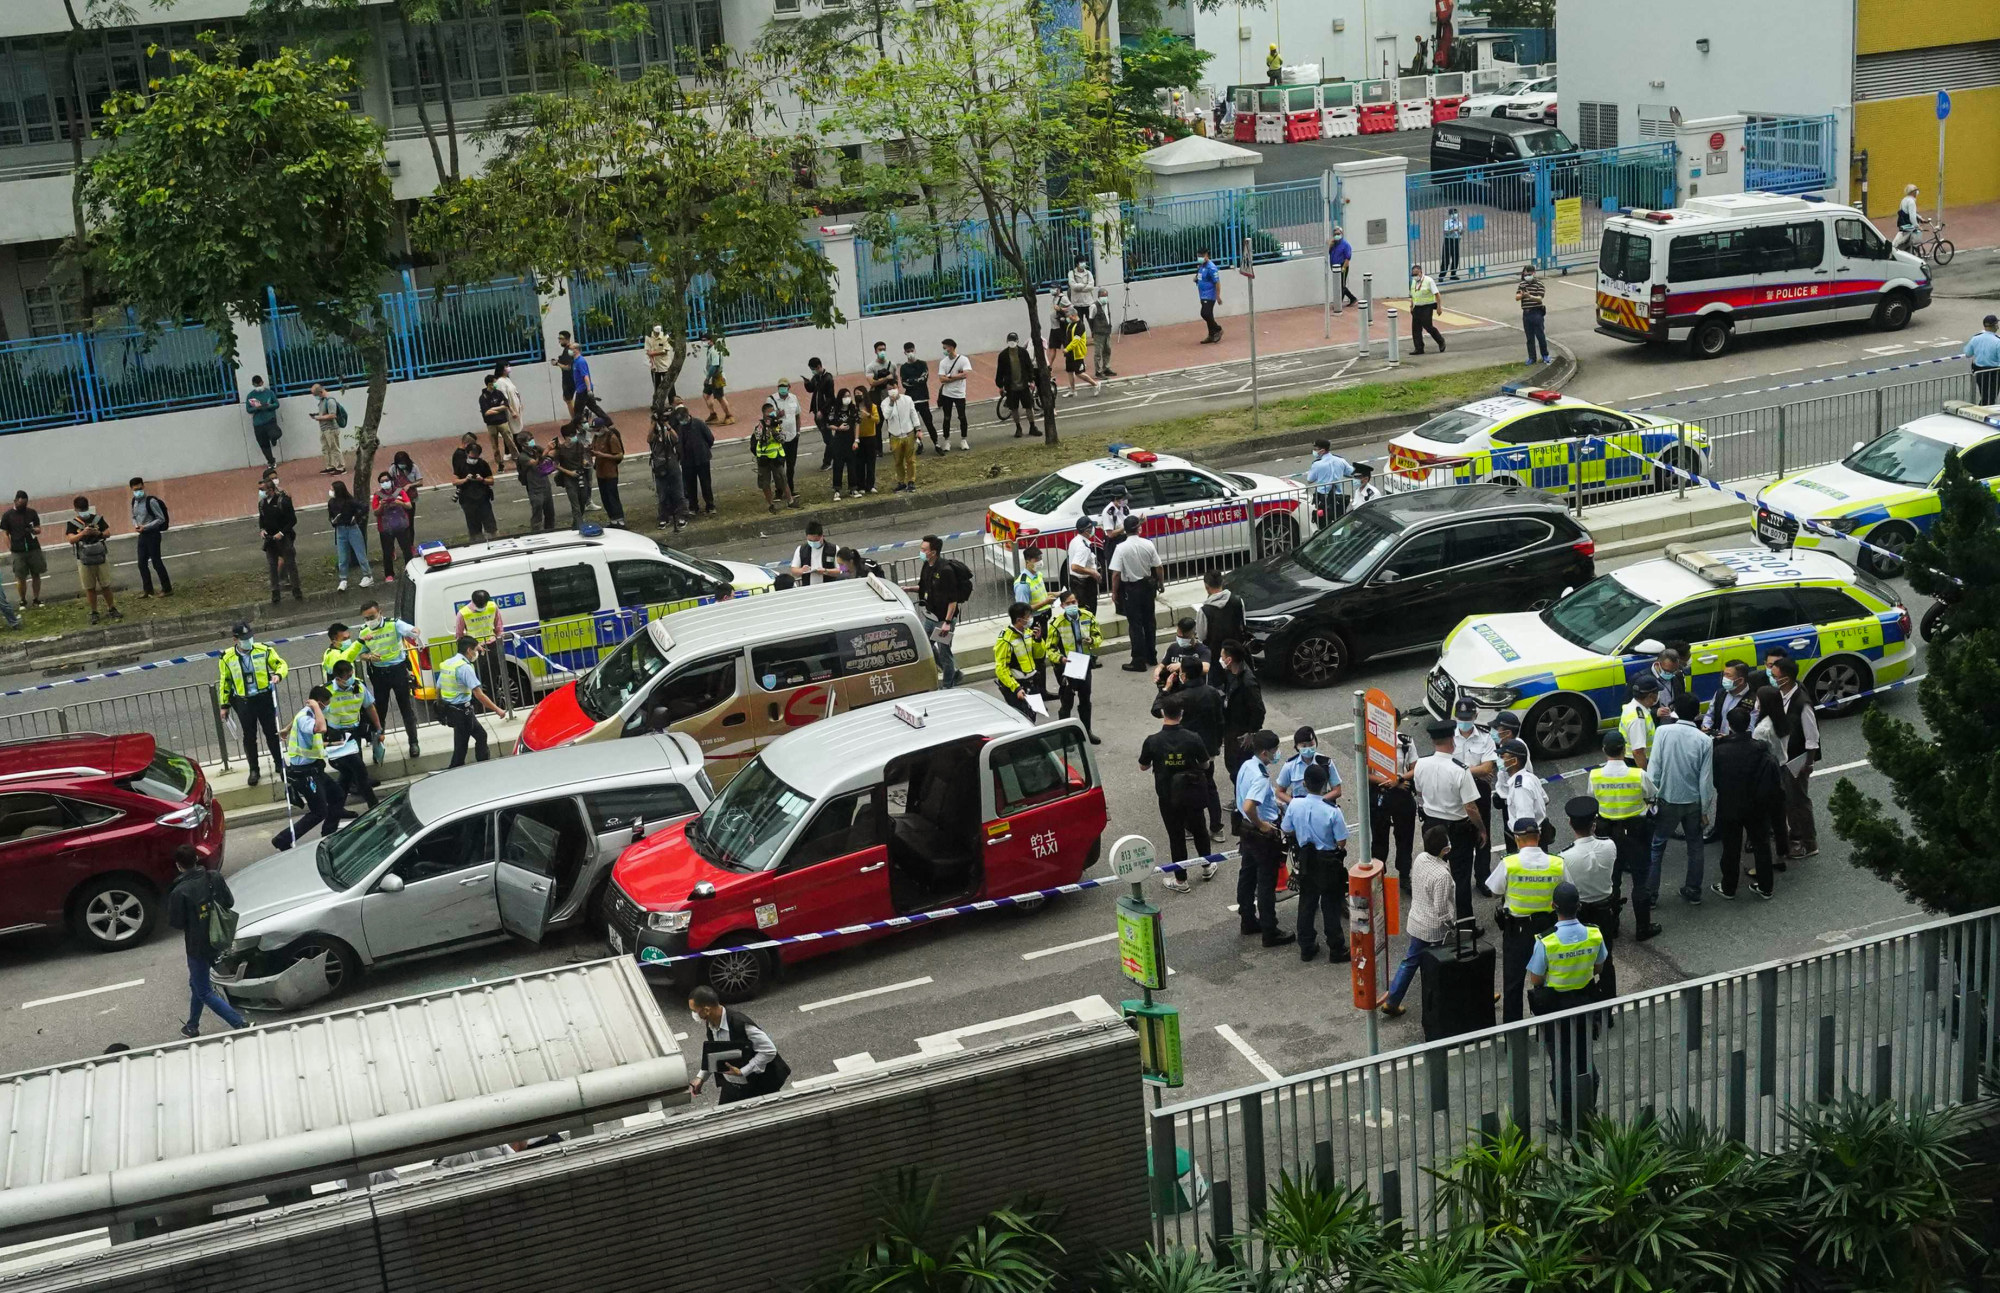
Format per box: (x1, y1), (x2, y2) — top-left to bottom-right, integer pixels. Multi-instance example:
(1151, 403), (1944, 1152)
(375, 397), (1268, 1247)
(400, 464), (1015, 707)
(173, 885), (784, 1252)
(1854, 40), (2000, 101)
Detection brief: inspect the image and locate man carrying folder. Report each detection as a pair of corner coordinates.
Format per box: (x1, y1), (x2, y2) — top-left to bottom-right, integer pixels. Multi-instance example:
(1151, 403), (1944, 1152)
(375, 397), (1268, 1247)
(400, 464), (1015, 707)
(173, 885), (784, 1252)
(688, 985), (791, 1104)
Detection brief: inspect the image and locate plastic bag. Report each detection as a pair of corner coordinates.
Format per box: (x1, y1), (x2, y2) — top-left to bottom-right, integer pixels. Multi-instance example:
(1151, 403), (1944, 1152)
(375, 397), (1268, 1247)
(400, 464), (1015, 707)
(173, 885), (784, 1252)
(222, 709), (242, 745)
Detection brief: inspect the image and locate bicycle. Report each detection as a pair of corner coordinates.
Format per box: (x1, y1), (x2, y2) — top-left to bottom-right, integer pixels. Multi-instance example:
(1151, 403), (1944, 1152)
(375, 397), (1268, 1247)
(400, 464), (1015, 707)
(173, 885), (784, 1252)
(1907, 219), (1955, 267)
(991, 385), (1057, 426)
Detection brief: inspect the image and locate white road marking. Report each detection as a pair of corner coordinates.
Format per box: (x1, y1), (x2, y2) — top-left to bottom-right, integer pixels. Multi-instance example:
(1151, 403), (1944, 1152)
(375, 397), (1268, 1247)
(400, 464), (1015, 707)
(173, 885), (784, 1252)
(22, 979), (144, 1010)
(1816, 913), (1923, 944)
(795, 996), (1122, 1089)
(1722, 375), (1751, 383)
(1629, 391), (1662, 401)
(1770, 367), (1804, 375)
(1215, 1024), (1284, 1081)
(1865, 344), (1911, 355)
(1818, 757), (1874, 776)
(1023, 931), (1118, 960)
(1815, 360), (1845, 368)
(797, 976), (934, 1012)
(1673, 384), (1706, 392)
(1555, 278), (1595, 291)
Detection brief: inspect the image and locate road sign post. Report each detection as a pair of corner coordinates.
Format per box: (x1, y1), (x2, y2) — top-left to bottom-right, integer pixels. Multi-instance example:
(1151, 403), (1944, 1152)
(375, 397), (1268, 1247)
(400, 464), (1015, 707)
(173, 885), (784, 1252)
(1937, 90), (1951, 229)
(1108, 834), (1178, 1109)
(1241, 237), (1260, 433)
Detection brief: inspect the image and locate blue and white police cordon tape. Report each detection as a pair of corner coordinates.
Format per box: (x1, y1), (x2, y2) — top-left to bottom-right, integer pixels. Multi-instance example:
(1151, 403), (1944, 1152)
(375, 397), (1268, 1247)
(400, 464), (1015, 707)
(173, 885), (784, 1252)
(0, 628), (342, 701)
(1627, 353), (1964, 415)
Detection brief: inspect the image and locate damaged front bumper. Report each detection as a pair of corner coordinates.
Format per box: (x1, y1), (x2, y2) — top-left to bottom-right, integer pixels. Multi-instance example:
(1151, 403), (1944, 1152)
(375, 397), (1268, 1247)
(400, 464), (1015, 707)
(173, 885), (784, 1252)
(214, 951), (333, 1010)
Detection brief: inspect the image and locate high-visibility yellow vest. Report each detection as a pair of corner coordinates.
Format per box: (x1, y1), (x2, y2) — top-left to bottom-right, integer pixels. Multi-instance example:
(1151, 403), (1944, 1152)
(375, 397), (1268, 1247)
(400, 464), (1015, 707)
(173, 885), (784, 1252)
(438, 653), (475, 705)
(1589, 763), (1646, 820)
(358, 618), (407, 665)
(1014, 568), (1050, 610)
(1409, 277), (1438, 306)
(460, 602), (500, 643)
(322, 638), (363, 676)
(1620, 701), (1656, 752)
(1503, 851), (1564, 916)
(993, 628), (1042, 691)
(753, 425), (783, 459)
(1541, 927), (1605, 992)
(218, 643), (287, 704)
(1050, 608), (1100, 658)
(285, 707), (326, 764)
(325, 680), (365, 731)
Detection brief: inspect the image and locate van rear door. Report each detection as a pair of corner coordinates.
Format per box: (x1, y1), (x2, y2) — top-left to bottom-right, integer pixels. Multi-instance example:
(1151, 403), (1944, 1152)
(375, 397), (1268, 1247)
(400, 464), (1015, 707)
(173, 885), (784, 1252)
(1595, 225), (1657, 338)
(529, 557), (616, 682)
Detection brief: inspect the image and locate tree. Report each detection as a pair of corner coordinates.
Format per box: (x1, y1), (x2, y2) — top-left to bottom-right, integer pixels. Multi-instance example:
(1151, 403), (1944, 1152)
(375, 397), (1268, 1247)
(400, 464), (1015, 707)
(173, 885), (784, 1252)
(1830, 452), (2000, 913)
(81, 40), (398, 490)
(832, 0), (1144, 446)
(411, 55), (839, 406)
(1112, 29), (1213, 140)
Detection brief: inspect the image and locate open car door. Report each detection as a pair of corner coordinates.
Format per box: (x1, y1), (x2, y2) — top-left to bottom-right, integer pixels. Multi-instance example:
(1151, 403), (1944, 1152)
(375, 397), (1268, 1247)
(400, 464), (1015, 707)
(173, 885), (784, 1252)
(496, 810), (564, 942)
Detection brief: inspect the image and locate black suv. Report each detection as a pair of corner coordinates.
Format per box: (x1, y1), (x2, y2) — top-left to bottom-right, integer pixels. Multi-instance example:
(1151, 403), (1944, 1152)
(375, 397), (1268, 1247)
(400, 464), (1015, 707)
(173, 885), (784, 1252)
(1228, 484), (1595, 686)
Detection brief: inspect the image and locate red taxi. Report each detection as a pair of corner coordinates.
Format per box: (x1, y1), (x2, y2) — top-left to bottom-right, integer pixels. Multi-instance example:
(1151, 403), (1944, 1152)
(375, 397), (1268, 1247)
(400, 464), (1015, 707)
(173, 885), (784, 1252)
(605, 691), (1107, 1000)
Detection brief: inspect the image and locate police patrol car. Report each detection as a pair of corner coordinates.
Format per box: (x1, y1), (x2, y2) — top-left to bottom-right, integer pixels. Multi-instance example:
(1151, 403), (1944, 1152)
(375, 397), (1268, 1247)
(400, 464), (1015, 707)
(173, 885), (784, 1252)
(1756, 401), (2000, 579)
(983, 445), (1310, 577)
(1426, 546), (1914, 757)
(1387, 386), (1708, 497)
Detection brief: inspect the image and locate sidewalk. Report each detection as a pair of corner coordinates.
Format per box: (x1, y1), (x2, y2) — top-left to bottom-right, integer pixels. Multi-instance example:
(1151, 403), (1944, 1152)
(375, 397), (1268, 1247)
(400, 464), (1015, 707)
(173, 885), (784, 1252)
(1870, 196), (2000, 252)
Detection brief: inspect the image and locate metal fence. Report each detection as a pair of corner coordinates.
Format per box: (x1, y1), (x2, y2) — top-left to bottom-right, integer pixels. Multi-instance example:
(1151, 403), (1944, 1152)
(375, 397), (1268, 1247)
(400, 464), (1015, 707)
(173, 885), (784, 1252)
(1121, 178), (1326, 282)
(262, 273), (545, 397)
(569, 251), (827, 353)
(1746, 114), (1838, 196)
(0, 318), (237, 434)
(855, 212), (1094, 316)
(1150, 907), (2000, 1251)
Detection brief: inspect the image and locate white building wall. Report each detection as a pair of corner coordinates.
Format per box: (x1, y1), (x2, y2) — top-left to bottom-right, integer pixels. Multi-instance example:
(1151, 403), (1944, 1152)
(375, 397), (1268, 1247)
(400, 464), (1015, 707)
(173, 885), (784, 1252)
(1188, 0), (1441, 91)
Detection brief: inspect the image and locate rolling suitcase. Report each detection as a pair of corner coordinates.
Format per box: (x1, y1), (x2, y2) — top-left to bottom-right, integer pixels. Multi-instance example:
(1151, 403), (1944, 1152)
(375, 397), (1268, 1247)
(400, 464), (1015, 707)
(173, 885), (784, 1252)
(1419, 919), (1495, 1042)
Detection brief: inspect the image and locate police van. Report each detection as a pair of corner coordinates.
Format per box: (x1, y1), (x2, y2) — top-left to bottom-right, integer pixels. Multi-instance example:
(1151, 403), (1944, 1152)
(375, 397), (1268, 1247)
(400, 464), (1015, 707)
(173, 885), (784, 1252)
(1595, 192), (1932, 359)
(397, 527), (775, 704)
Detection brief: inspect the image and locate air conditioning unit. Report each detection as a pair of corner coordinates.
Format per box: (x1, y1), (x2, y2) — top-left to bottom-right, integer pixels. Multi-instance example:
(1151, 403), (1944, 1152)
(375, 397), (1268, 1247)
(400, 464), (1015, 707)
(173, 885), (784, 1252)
(1239, 25), (1253, 41)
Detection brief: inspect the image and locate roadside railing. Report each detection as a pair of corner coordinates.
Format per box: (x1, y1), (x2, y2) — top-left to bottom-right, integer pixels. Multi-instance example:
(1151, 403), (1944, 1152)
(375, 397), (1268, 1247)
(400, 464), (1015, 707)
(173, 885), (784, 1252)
(262, 272), (546, 397)
(1150, 907), (2000, 1251)
(0, 318), (237, 434)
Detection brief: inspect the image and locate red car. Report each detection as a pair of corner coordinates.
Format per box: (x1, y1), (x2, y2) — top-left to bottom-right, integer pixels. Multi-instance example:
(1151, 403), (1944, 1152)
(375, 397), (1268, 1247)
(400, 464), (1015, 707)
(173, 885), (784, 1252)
(0, 734), (225, 952)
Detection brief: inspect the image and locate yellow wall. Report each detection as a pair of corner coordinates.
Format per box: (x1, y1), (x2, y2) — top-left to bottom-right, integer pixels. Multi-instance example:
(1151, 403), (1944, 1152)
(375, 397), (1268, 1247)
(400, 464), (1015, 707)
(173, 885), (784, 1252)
(1854, 84), (2000, 210)
(1857, 0), (2000, 55)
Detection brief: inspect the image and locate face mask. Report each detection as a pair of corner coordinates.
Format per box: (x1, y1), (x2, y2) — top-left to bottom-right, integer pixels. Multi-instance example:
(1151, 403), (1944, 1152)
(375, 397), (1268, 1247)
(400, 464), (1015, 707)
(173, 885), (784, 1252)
(1456, 720), (1475, 734)
(379, 481), (393, 493)
(364, 614), (382, 628)
(690, 1011), (705, 1026)
(132, 489), (144, 500)
(235, 638), (253, 650)
(1064, 604), (1080, 619)
(1297, 747), (1316, 762)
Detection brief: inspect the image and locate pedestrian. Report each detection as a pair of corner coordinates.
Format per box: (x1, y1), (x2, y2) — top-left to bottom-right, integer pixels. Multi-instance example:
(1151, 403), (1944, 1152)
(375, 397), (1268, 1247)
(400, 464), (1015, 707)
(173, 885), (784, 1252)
(700, 332), (734, 425)
(1067, 256), (1096, 304)
(1586, 732), (1645, 937)
(1560, 796), (1621, 943)
(165, 847), (248, 1037)
(591, 417), (627, 528)
(772, 377), (803, 496)
(898, 343), (940, 453)
(825, 387), (858, 500)
(1087, 289), (1116, 379)
(996, 332), (1037, 437)
(126, 476), (172, 599)
(563, 342), (612, 435)
(326, 479), (373, 591)
(1414, 718), (1486, 919)
(992, 600), (1046, 722)
(246, 374), (282, 468)
(644, 324), (674, 402)
(1516, 265), (1550, 364)
(308, 382), (346, 474)
(882, 380), (921, 494)
(804, 357), (837, 468)
(1408, 262), (1444, 354)
(1236, 729), (1294, 947)
(687, 985), (790, 1104)
(1751, 684), (1792, 859)
(937, 338), (973, 451)
(1371, 726), (1419, 890)
(1110, 515), (1163, 670)
(1328, 227), (1358, 308)
(434, 634), (506, 767)
(370, 469), (415, 577)
(1710, 704), (1782, 901)
(1351, 462), (1384, 506)
(1265, 42), (1282, 84)
(1526, 882), (1608, 1132)
(673, 402), (717, 514)
(3, 491), (44, 610)
(1305, 439), (1352, 526)
(454, 440), (498, 543)
(1048, 585), (1101, 742)
(1217, 640), (1265, 792)
(1894, 183), (1922, 253)
(851, 389), (881, 494)
(1440, 207), (1463, 280)
(835, 546), (882, 579)
(322, 657), (381, 812)
(1141, 694), (1218, 891)
(1485, 815), (1563, 1023)
(64, 497), (121, 623)
(1379, 824), (1456, 1017)
(1770, 655), (1820, 861)
(476, 372), (512, 468)
(270, 687), (346, 850)
(1176, 658), (1228, 837)
(1195, 568), (1245, 657)
(1283, 761), (1351, 963)
(514, 430), (557, 534)
(918, 535), (971, 688)
(1491, 738), (1548, 854)
(492, 361), (523, 462)
(1045, 306), (1070, 382)
(1060, 310), (1097, 395)
(356, 599), (423, 757)
(647, 411), (687, 530)
(551, 424), (591, 528)
(785, 519), (839, 588)
(1644, 693), (1714, 923)
(1195, 250), (1222, 344)
(863, 339), (894, 404)
(1451, 697), (1499, 879)
(1965, 315), (2000, 405)
(1065, 516), (1102, 615)
(750, 399), (794, 513)
(553, 328), (577, 418)
(217, 621), (287, 786)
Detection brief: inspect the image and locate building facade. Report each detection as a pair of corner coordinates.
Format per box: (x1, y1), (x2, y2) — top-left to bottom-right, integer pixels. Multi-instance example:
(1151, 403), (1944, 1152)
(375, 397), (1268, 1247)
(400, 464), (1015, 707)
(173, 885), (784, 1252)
(1170, 0), (1447, 92)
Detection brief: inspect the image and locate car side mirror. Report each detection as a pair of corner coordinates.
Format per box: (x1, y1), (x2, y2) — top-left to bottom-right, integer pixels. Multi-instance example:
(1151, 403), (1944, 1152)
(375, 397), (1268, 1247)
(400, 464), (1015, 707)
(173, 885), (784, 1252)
(1632, 638), (1665, 656)
(1378, 570), (1400, 584)
(688, 881), (716, 900)
(648, 706), (673, 733)
(378, 874), (405, 894)
(1561, 586), (1574, 598)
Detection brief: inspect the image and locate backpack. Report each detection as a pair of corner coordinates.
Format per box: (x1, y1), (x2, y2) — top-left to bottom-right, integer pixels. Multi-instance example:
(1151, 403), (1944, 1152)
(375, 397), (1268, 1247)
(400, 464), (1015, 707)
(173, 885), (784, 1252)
(334, 400), (350, 429)
(945, 557), (974, 601)
(149, 496), (170, 533)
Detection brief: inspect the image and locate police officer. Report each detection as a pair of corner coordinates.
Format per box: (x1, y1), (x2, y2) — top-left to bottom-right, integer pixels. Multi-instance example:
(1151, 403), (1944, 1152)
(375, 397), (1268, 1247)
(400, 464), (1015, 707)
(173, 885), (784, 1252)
(436, 634), (506, 767)
(1588, 732), (1647, 934)
(322, 621), (363, 677)
(1620, 676), (1659, 770)
(1490, 711), (1532, 774)
(1560, 795), (1621, 944)
(1527, 881), (1609, 1132)
(355, 599), (423, 758)
(323, 658), (382, 812)
(271, 686), (344, 851)
(1235, 729), (1293, 947)
(1414, 718), (1486, 918)
(1139, 693), (1215, 892)
(992, 600), (1046, 722)
(1046, 586), (1101, 743)
(1492, 739), (1549, 854)
(1282, 762), (1350, 963)
(1274, 725), (1342, 809)
(217, 622), (288, 787)
(1484, 815), (1564, 1024)
(1012, 545), (1054, 691)
(1371, 725), (1419, 892)
(1453, 697), (1499, 876)
(455, 588), (508, 707)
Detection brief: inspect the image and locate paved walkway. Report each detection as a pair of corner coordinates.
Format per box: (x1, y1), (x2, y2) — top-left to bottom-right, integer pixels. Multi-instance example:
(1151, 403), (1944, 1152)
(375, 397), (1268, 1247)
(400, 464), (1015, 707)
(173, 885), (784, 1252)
(1870, 196), (2000, 252)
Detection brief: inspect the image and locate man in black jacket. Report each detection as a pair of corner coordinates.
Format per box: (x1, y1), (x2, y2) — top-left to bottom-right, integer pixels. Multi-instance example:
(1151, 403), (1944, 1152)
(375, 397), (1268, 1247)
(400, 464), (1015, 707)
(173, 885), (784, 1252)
(671, 402), (716, 515)
(1196, 569), (1245, 658)
(688, 985), (789, 1104)
(898, 343), (941, 454)
(804, 358), (838, 469)
(1218, 640), (1265, 832)
(995, 333), (1037, 437)
(166, 846), (248, 1036)
(257, 471), (302, 604)
(1710, 705), (1782, 899)
(1174, 658), (1229, 840)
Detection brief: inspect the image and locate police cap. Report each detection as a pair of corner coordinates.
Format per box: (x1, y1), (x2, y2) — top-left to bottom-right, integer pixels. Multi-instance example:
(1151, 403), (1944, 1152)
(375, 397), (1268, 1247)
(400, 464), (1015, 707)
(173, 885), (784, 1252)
(1601, 731), (1627, 755)
(1426, 719), (1456, 740)
(1452, 696), (1480, 719)
(1565, 795), (1600, 820)
(1511, 816), (1542, 835)
(230, 621), (251, 639)
(1499, 739), (1530, 759)
(1492, 710), (1522, 730)
(1553, 881), (1581, 916)
(1631, 675), (1660, 696)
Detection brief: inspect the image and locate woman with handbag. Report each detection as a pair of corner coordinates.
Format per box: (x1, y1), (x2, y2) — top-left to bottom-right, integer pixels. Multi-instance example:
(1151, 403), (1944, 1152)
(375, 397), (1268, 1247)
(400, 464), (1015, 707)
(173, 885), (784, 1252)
(371, 473), (415, 581)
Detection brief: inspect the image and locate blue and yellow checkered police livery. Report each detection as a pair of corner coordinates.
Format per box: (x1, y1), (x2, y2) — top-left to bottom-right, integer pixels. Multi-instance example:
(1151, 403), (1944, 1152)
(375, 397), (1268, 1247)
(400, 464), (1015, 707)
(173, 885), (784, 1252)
(1756, 403), (2000, 578)
(1424, 547), (1915, 758)
(1386, 386), (1709, 497)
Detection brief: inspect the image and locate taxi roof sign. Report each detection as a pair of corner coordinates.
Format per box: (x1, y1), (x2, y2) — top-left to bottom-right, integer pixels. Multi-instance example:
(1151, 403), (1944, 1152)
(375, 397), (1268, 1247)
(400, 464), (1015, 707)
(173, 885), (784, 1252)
(1942, 400), (2000, 429)
(1666, 544), (1738, 587)
(893, 701), (928, 729)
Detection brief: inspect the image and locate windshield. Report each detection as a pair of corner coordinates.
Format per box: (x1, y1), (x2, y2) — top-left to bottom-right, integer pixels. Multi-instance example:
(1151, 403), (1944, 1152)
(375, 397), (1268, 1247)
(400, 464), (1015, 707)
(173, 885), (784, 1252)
(1404, 408), (1501, 446)
(1014, 472), (1084, 515)
(1518, 128), (1575, 156)
(657, 543), (731, 582)
(318, 789), (420, 889)
(120, 747), (198, 804)
(686, 758), (812, 872)
(1842, 428), (1950, 487)
(1541, 575), (1661, 655)
(577, 626), (670, 720)
(1599, 228), (1654, 284)
(1293, 509), (1401, 583)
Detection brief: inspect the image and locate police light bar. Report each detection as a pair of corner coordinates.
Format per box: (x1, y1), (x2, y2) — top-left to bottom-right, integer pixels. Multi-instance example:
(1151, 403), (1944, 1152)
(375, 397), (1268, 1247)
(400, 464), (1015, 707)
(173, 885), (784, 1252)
(578, 522), (605, 536)
(893, 701), (927, 729)
(1640, 210), (1675, 224)
(1107, 443), (1159, 466)
(1942, 400), (2000, 428)
(1666, 545), (1738, 587)
(417, 540), (452, 568)
(1499, 385), (1563, 404)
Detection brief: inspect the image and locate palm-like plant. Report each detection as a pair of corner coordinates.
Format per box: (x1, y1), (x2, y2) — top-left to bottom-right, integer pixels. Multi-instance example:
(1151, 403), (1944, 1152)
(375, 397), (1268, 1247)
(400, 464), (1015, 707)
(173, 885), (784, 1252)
(1426, 1122), (1548, 1241)
(1252, 1172), (1393, 1293)
(810, 1168), (1065, 1293)
(1093, 1246), (1246, 1293)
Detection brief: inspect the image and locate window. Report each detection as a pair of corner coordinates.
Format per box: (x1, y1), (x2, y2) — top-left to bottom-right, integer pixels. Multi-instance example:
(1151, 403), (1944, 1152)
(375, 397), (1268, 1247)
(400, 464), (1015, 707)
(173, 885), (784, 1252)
(1452, 518), (1552, 565)
(1377, 530), (1453, 581)
(498, 798), (587, 876)
(611, 559), (699, 608)
(1793, 587), (1867, 625)
(1748, 221), (1825, 273)
(59, 798), (119, 828)
(754, 634), (840, 690)
(1635, 600), (1716, 648)
(1151, 470), (1227, 507)
(991, 727), (1091, 817)
(1083, 477), (1159, 514)
(395, 814), (492, 883)
(1493, 411), (1568, 445)
(640, 654), (739, 726)
(1014, 473), (1084, 515)
(584, 784), (699, 832)
(1715, 589), (1807, 637)
(782, 790), (884, 871)
(1957, 440), (2000, 480)
(1576, 101), (1618, 151)
(1562, 408), (1637, 439)
(0, 793), (70, 844)
(1598, 228), (1654, 284)
(1668, 229), (1754, 282)
(1836, 217), (1888, 260)
(532, 563), (601, 620)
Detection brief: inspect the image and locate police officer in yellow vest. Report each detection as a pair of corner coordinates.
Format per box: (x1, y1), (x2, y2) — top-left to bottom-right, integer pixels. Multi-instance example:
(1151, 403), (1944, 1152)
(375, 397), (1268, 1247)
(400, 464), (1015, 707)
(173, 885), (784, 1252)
(322, 621), (364, 677)
(437, 635), (506, 768)
(454, 589), (508, 708)
(217, 622), (289, 788)
(357, 599), (424, 758)
(1408, 262), (1445, 355)
(324, 658), (382, 812)
(1527, 881), (1609, 1132)
(1588, 732), (1647, 932)
(992, 600), (1047, 723)
(1045, 586), (1102, 744)
(1483, 815), (1565, 1024)
(1619, 676), (1659, 770)
(271, 686), (345, 851)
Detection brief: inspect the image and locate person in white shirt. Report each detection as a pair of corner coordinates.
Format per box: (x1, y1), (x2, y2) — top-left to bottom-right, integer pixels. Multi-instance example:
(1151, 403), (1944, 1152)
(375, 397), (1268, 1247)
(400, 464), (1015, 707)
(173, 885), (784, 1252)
(1452, 697), (1499, 876)
(786, 519), (838, 587)
(1413, 719), (1486, 918)
(1067, 257), (1096, 303)
(1350, 462), (1383, 506)
(1770, 655), (1820, 859)
(1065, 516), (1102, 615)
(771, 379), (803, 497)
(687, 985), (788, 1104)
(1559, 796), (1620, 941)
(643, 325), (673, 399)
(491, 361), (523, 463)
(1491, 740), (1548, 853)
(881, 381), (921, 494)
(937, 337), (973, 451)
(1894, 183), (1924, 252)
(1109, 516), (1163, 671)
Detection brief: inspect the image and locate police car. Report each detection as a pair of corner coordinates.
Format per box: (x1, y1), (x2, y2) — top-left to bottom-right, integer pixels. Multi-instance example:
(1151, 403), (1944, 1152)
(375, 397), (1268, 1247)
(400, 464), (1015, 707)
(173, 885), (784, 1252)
(1755, 401), (2000, 578)
(1387, 386), (1708, 497)
(983, 445), (1310, 577)
(1425, 546), (1914, 758)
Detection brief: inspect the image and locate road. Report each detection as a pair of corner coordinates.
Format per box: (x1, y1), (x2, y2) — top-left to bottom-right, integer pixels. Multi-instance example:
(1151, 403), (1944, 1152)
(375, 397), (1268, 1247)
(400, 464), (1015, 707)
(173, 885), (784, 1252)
(0, 535), (1929, 1100)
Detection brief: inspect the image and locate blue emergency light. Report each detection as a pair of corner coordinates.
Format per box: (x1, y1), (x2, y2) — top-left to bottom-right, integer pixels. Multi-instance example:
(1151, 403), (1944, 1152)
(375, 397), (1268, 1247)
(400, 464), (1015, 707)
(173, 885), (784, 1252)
(578, 522), (605, 536)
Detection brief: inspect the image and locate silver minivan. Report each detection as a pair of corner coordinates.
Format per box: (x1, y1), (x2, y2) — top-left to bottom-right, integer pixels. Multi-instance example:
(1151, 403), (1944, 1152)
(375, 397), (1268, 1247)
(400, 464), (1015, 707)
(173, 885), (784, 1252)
(215, 733), (710, 1009)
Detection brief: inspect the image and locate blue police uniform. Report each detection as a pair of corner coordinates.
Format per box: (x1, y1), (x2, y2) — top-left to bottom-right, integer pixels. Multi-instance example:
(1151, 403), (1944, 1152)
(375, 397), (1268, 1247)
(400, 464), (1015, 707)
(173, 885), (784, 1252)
(1282, 793), (1349, 961)
(1234, 757), (1287, 942)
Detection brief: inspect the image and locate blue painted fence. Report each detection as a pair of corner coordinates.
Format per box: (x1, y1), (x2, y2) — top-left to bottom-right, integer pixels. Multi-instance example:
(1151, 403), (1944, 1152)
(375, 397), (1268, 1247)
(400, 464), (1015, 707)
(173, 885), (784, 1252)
(855, 210), (1094, 316)
(262, 272), (545, 397)
(1120, 177), (1325, 282)
(0, 317), (236, 435)
(1745, 114), (1838, 196)
(568, 247), (826, 353)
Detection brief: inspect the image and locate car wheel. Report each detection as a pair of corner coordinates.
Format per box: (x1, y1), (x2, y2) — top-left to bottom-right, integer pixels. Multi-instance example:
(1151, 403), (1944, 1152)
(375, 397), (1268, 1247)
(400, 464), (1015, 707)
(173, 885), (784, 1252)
(1255, 513), (1300, 559)
(1286, 631), (1350, 687)
(1690, 316), (1730, 359)
(1920, 600), (1951, 643)
(282, 935), (362, 996)
(1652, 446), (1701, 493)
(1807, 656), (1873, 717)
(1525, 696), (1594, 760)
(1858, 522), (1915, 579)
(1872, 291), (1912, 332)
(703, 939), (772, 1002)
(70, 875), (159, 952)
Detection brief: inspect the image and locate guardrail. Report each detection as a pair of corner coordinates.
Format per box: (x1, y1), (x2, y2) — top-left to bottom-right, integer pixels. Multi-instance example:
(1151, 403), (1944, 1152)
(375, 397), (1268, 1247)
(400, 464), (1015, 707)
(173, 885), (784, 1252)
(1150, 907), (2000, 1250)
(0, 319), (238, 434)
